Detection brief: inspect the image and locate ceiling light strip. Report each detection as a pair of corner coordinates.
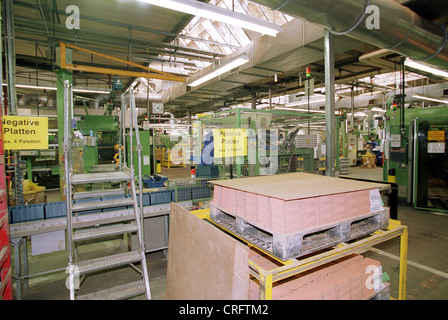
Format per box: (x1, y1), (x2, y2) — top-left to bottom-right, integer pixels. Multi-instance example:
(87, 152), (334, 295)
(138, 0), (282, 37)
(188, 54), (249, 87)
(3, 83), (110, 94)
(405, 58), (448, 79)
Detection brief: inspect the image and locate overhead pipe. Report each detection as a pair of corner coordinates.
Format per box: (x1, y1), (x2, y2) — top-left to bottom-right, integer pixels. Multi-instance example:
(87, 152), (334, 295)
(18, 93), (56, 107)
(358, 49), (396, 71)
(163, 112), (176, 125)
(251, 0), (448, 70)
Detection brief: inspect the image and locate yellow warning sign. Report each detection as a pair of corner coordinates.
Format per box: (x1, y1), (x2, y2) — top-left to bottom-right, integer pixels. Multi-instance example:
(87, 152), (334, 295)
(2, 116), (49, 150)
(212, 129), (247, 158)
(428, 130), (445, 142)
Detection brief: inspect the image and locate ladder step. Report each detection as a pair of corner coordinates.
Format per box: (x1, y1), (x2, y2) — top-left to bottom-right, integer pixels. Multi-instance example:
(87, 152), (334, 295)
(71, 171), (131, 185)
(72, 198), (134, 212)
(73, 189), (125, 200)
(76, 280), (147, 300)
(73, 222), (138, 242)
(76, 251), (142, 274)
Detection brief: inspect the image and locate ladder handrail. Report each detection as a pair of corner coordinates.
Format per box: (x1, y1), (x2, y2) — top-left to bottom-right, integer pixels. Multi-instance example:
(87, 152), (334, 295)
(63, 80), (75, 300)
(130, 91), (144, 234)
(126, 90), (151, 298)
(119, 95), (125, 170)
(123, 91), (145, 247)
(62, 84), (151, 300)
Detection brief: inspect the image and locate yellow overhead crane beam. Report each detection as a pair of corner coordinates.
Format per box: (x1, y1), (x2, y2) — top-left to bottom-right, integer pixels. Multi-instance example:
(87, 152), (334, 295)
(58, 42), (186, 82)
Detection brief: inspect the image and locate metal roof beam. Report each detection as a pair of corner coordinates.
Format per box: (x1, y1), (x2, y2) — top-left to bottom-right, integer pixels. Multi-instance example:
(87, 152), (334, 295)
(14, 17), (223, 62)
(14, 0), (237, 52)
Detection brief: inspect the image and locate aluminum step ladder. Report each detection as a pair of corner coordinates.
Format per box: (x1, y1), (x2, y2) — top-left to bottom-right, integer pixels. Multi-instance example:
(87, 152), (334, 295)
(63, 81), (151, 300)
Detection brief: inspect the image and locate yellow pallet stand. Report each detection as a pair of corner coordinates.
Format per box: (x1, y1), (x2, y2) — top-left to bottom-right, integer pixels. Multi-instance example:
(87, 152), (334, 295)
(191, 209), (408, 300)
(162, 147), (186, 168)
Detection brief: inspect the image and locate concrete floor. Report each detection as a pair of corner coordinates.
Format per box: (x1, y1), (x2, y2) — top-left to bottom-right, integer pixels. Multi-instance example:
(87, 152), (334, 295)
(13, 165), (448, 300)
(346, 166), (448, 300)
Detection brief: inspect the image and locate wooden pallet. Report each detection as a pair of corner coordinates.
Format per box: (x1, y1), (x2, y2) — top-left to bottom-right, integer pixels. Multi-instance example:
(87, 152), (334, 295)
(210, 202), (389, 261)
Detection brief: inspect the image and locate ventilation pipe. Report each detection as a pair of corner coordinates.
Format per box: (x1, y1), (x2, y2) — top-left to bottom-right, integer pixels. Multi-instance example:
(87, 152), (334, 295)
(135, 93), (162, 105)
(358, 49), (396, 71)
(91, 93), (162, 109)
(164, 112), (175, 125)
(18, 93), (56, 107)
(91, 94), (110, 109)
(251, 0), (448, 69)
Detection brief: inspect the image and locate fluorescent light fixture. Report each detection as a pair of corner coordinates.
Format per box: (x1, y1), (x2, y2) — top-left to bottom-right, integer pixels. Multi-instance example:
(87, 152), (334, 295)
(404, 58), (448, 79)
(412, 94), (448, 104)
(188, 54), (249, 87)
(275, 106), (341, 115)
(3, 83), (110, 94)
(371, 107), (386, 113)
(72, 88), (111, 94)
(285, 97), (326, 107)
(346, 112), (367, 117)
(276, 106), (325, 113)
(138, 0), (282, 37)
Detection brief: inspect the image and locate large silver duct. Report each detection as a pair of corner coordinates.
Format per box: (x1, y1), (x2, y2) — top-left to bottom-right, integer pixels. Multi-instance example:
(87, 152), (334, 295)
(252, 0), (448, 69)
(18, 93), (56, 107)
(91, 93), (162, 109)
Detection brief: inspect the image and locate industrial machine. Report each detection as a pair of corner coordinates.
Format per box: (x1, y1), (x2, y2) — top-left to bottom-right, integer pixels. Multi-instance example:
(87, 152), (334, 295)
(12, 114), (120, 192)
(197, 108), (331, 178)
(74, 114), (120, 172)
(383, 105), (448, 213)
(126, 130), (154, 178)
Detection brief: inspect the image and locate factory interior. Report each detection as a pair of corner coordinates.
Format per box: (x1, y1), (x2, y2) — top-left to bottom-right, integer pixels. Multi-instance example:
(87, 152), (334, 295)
(0, 0), (448, 306)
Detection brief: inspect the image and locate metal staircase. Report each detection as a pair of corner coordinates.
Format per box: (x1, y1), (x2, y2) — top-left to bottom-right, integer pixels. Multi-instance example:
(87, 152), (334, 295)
(63, 81), (151, 300)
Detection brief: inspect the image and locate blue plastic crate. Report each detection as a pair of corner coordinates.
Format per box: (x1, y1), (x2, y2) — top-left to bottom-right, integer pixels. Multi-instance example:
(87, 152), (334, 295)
(143, 174), (168, 188)
(171, 187), (192, 202)
(45, 201), (67, 219)
(150, 190), (171, 205)
(126, 193), (150, 207)
(192, 185), (211, 200)
(9, 203), (45, 224)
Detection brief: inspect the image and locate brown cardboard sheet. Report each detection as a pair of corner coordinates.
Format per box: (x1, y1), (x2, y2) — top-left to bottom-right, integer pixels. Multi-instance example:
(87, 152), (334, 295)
(210, 172), (385, 201)
(165, 203), (249, 300)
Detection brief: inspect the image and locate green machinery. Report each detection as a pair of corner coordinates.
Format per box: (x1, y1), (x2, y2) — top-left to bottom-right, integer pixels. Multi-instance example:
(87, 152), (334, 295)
(20, 115), (120, 189)
(74, 114), (120, 172)
(71, 114), (155, 178)
(126, 130), (154, 177)
(383, 105), (448, 213)
(197, 108), (331, 178)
